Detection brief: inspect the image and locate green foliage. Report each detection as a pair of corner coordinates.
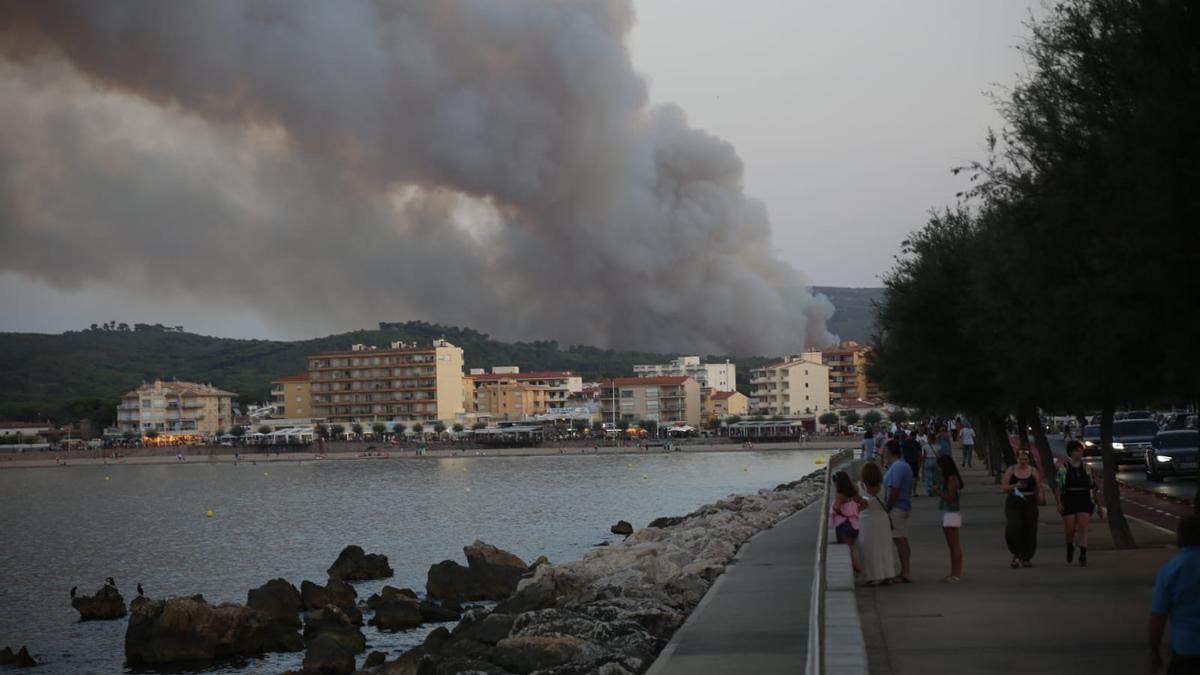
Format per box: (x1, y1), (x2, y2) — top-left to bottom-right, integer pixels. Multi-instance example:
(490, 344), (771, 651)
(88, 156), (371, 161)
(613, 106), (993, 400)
(329, 424), (345, 438)
(230, 426), (245, 437)
(411, 422), (424, 433)
(372, 423), (387, 436)
(725, 415), (741, 426)
(638, 419), (658, 434)
(452, 423), (464, 433)
(433, 422), (446, 433)
(616, 419), (629, 431)
(257, 425), (271, 435)
(818, 412), (839, 428)
(471, 421), (486, 430)
(889, 410), (909, 425)
(145, 429), (159, 439)
(350, 423), (364, 437)
(314, 423), (329, 439)
(847, 411), (864, 426)
(391, 422), (407, 434)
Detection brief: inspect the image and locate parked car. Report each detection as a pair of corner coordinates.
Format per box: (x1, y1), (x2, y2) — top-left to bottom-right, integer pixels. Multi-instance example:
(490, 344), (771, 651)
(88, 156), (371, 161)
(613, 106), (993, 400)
(1115, 410), (1153, 421)
(1145, 430), (1200, 482)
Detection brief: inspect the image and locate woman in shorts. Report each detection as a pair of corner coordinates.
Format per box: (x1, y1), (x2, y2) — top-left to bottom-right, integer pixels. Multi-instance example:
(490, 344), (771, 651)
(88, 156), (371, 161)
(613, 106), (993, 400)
(830, 471), (866, 574)
(931, 454), (964, 582)
(1056, 440), (1104, 566)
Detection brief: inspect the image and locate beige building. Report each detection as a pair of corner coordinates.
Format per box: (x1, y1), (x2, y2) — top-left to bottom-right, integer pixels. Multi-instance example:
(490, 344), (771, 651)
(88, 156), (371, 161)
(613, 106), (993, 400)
(464, 369), (583, 409)
(271, 374), (312, 418)
(117, 380), (236, 437)
(470, 379), (552, 421)
(633, 356), (736, 392)
(598, 376), (702, 427)
(750, 357), (831, 416)
(308, 339), (464, 424)
(705, 390), (749, 422)
(802, 341), (878, 401)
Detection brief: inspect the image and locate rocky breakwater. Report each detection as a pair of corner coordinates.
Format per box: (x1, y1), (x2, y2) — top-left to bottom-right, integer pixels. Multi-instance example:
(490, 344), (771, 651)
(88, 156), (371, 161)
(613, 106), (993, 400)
(124, 594), (304, 665)
(71, 583), (126, 621)
(374, 472), (825, 674)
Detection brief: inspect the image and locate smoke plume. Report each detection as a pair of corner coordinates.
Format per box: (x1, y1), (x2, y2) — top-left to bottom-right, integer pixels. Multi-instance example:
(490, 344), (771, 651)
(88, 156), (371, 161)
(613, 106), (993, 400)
(0, 0), (834, 355)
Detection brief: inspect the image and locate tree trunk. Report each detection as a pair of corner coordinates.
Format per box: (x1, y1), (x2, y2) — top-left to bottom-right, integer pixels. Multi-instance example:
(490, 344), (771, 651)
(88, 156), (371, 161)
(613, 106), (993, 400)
(1025, 404), (1058, 493)
(1015, 409), (1030, 451)
(986, 413), (1014, 481)
(1099, 404), (1137, 549)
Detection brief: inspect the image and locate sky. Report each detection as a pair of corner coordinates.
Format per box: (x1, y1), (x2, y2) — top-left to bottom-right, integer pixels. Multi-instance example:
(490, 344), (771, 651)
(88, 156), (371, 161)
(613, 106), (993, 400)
(0, 1), (1042, 350)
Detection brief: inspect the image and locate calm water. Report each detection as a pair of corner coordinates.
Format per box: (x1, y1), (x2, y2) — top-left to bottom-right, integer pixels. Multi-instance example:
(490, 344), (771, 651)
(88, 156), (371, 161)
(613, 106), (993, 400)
(0, 449), (828, 674)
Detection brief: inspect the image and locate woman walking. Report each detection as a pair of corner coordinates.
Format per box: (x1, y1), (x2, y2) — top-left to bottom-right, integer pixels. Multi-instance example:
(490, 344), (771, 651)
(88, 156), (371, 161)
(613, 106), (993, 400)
(921, 433), (939, 496)
(858, 462), (897, 586)
(1056, 440), (1104, 566)
(931, 455), (964, 582)
(830, 471), (866, 574)
(1002, 450), (1045, 567)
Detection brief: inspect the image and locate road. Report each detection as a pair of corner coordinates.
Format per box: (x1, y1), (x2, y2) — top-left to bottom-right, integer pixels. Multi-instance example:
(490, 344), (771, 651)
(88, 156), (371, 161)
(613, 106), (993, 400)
(1044, 436), (1196, 532)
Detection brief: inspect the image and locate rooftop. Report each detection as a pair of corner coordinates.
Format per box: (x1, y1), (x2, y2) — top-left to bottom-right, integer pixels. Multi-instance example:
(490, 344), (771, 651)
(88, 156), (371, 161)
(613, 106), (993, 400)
(466, 371), (577, 382)
(604, 376), (690, 386)
(122, 380), (238, 398)
(271, 373), (310, 383)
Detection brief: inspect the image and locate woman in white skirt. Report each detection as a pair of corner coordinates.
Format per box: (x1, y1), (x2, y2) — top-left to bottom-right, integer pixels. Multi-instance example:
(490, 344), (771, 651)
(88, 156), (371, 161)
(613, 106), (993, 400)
(858, 462), (897, 586)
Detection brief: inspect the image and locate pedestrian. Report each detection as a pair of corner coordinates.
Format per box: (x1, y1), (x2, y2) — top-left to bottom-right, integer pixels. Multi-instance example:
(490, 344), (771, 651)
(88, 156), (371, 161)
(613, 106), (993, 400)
(858, 462), (896, 586)
(936, 426), (953, 457)
(931, 454), (964, 582)
(884, 443), (914, 583)
(901, 431), (922, 495)
(921, 433), (939, 496)
(959, 422), (976, 468)
(1002, 450), (1045, 568)
(1149, 516), (1200, 674)
(861, 431), (876, 464)
(830, 471), (866, 575)
(1056, 440), (1104, 566)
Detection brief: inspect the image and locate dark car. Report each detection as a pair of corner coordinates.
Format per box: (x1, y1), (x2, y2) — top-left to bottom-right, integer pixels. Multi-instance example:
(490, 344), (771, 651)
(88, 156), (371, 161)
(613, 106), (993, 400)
(1080, 425), (1102, 457)
(1110, 419), (1159, 464)
(1145, 430), (1200, 482)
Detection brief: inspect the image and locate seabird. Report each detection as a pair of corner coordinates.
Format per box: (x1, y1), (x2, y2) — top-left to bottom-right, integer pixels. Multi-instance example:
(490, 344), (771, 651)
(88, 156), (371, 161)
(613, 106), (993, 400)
(105, 577), (116, 588)
(70, 585), (77, 599)
(137, 583), (144, 597)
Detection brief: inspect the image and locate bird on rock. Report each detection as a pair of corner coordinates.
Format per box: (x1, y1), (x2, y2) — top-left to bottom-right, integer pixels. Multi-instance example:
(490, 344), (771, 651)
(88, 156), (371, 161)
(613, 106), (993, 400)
(105, 577), (116, 589)
(137, 583), (144, 597)
(70, 585), (77, 599)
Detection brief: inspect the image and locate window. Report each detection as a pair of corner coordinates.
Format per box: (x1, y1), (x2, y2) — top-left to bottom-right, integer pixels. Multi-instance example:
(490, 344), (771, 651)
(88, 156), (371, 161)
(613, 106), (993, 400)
(620, 389), (634, 398)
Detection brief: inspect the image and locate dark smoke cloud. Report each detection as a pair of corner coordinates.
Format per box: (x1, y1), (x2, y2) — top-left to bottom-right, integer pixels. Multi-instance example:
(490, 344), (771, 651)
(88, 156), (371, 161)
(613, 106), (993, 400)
(0, 0), (834, 355)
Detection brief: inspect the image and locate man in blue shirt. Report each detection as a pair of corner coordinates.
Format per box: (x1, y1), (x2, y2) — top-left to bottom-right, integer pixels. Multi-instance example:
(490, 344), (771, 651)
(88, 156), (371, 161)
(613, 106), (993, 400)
(1150, 516), (1200, 674)
(884, 444), (914, 583)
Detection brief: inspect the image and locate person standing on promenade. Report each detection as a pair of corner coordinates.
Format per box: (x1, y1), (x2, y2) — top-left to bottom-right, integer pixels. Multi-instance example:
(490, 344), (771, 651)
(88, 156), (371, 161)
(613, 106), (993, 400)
(921, 433), (939, 497)
(936, 426), (953, 458)
(831, 471), (866, 575)
(900, 431), (922, 496)
(1149, 516), (1200, 674)
(862, 431), (876, 464)
(1056, 440), (1104, 566)
(1002, 450), (1045, 568)
(959, 422), (976, 468)
(859, 462), (897, 586)
(931, 455), (964, 583)
(884, 444), (915, 583)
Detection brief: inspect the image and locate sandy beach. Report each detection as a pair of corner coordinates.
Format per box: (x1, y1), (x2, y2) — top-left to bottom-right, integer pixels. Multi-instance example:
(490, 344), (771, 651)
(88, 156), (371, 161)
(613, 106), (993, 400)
(0, 438), (852, 470)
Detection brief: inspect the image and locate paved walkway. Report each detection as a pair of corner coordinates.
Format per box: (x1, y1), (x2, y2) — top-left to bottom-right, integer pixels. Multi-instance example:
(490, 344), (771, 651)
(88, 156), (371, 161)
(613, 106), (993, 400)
(857, 463), (1178, 675)
(646, 501), (820, 675)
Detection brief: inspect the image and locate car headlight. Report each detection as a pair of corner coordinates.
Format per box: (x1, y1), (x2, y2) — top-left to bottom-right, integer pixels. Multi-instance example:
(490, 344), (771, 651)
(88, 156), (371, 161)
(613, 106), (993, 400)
(1155, 454), (1172, 463)
(1083, 441), (1095, 448)
(1112, 442), (1125, 450)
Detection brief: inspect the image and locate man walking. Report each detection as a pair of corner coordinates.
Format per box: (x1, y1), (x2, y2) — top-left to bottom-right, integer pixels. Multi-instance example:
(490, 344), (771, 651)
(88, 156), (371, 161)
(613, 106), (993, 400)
(959, 422), (976, 468)
(885, 444), (914, 583)
(1150, 516), (1200, 674)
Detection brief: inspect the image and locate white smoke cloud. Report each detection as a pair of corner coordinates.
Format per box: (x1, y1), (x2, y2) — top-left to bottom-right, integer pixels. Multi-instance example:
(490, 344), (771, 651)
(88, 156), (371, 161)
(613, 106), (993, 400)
(0, 0), (834, 355)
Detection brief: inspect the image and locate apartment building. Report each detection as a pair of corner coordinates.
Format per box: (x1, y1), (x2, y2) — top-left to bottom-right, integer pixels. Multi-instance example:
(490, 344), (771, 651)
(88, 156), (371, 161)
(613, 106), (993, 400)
(750, 357), (830, 416)
(471, 379), (552, 421)
(463, 368), (583, 409)
(704, 390), (749, 422)
(116, 380), (236, 437)
(271, 374), (312, 418)
(598, 376), (702, 427)
(802, 341), (878, 401)
(308, 339), (464, 424)
(632, 356), (736, 392)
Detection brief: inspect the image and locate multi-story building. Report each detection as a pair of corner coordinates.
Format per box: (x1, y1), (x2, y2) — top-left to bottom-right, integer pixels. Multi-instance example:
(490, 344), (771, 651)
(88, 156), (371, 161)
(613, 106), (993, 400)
(704, 390), (749, 423)
(308, 339), (464, 424)
(749, 357), (831, 416)
(463, 368), (583, 410)
(598, 376), (702, 427)
(802, 341), (878, 401)
(471, 379), (552, 421)
(632, 356), (736, 392)
(116, 380), (236, 437)
(271, 374), (312, 418)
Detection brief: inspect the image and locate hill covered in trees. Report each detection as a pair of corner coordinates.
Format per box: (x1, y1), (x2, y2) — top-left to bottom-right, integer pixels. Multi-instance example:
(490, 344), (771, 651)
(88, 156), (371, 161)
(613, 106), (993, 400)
(0, 287), (879, 427)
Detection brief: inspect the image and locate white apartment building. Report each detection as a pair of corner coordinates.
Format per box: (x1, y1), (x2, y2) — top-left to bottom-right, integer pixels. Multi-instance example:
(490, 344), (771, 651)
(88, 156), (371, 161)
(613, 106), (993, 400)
(464, 368), (583, 410)
(749, 357), (830, 416)
(117, 380), (236, 437)
(632, 356), (736, 392)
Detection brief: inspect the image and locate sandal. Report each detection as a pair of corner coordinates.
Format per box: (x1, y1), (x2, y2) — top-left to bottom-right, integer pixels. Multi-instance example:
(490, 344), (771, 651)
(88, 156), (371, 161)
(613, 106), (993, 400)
(1021, 559), (1033, 568)
(890, 576), (913, 584)
(941, 575), (961, 584)
(1010, 558), (1020, 568)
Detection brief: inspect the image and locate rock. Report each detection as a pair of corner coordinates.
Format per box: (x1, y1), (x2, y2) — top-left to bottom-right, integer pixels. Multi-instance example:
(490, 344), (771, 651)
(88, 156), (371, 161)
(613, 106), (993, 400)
(492, 635), (599, 674)
(71, 584), (127, 621)
(418, 599), (461, 623)
(427, 541), (528, 603)
(427, 656), (510, 675)
(0, 646), (12, 664)
(304, 605), (366, 653)
(450, 611), (516, 645)
(368, 595), (423, 631)
(363, 650), (388, 668)
(610, 520), (633, 536)
(0, 646), (36, 668)
(124, 596), (303, 665)
(327, 545), (394, 581)
(302, 633), (356, 675)
(383, 585), (418, 600)
(303, 579), (362, 625)
(646, 515), (686, 529)
(423, 626), (452, 653)
(247, 578), (303, 629)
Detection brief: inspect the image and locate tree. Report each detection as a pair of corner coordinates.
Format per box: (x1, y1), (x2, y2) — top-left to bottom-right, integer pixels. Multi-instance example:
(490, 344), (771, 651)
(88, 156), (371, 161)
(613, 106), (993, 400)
(770, 414), (784, 421)
(890, 409), (909, 425)
(452, 423), (464, 433)
(314, 423), (329, 440)
(616, 419), (630, 431)
(329, 424), (345, 439)
(391, 422), (407, 435)
(122, 431), (136, 441)
(726, 415), (742, 426)
(845, 411), (862, 426)
(145, 429), (159, 440)
(819, 412), (839, 431)
(350, 423), (364, 438)
(411, 422), (424, 434)
(639, 419), (658, 435)
(472, 421), (487, 430)
(433, 422), (446, 434)
(230, 426), (245, 438)
(257, 425), (271, 435)
(372, 422), (387, 437)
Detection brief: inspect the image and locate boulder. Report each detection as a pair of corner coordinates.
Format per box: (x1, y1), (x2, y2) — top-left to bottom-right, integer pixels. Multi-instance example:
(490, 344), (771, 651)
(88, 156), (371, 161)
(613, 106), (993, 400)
(124, 596), (303, 665)
(302, 579), (362, 625)
(368, 595), (423, 631)
(327, 545), (393, 581)
(302, 633), (356, 675)
(646, 515), (686, 529)
(610, 520), (634, 536)
(423, 626), (452, 653)
(426, 541), (528, 602)
(247, 578), (303, 629)
(0, 646), (36, 668)
(363, 650), (388, 668)
(71, 584), (127, 621)
(492, 635), (599, 674)
(418, 599), (461, 623)
(426, 656), (510, 675)
(449, 611), (516, 645)
(303, 605), (366, 653)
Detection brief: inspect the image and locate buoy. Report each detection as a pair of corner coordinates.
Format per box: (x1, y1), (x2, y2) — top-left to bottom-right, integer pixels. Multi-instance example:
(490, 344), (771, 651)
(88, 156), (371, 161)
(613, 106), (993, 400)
(105, 476), (111, 481)
(465, 487), (471, 492)
(205, 510), (214, 518)
(641, 474), (649, 480)
(742, 466), (748, 472)
(263, 472), (269, 476)
(815, 458), (826, 465)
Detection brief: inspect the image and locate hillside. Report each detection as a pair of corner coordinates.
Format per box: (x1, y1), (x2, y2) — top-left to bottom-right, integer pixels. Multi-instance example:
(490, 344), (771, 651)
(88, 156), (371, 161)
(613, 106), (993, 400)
(0, 287), (880, 426)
